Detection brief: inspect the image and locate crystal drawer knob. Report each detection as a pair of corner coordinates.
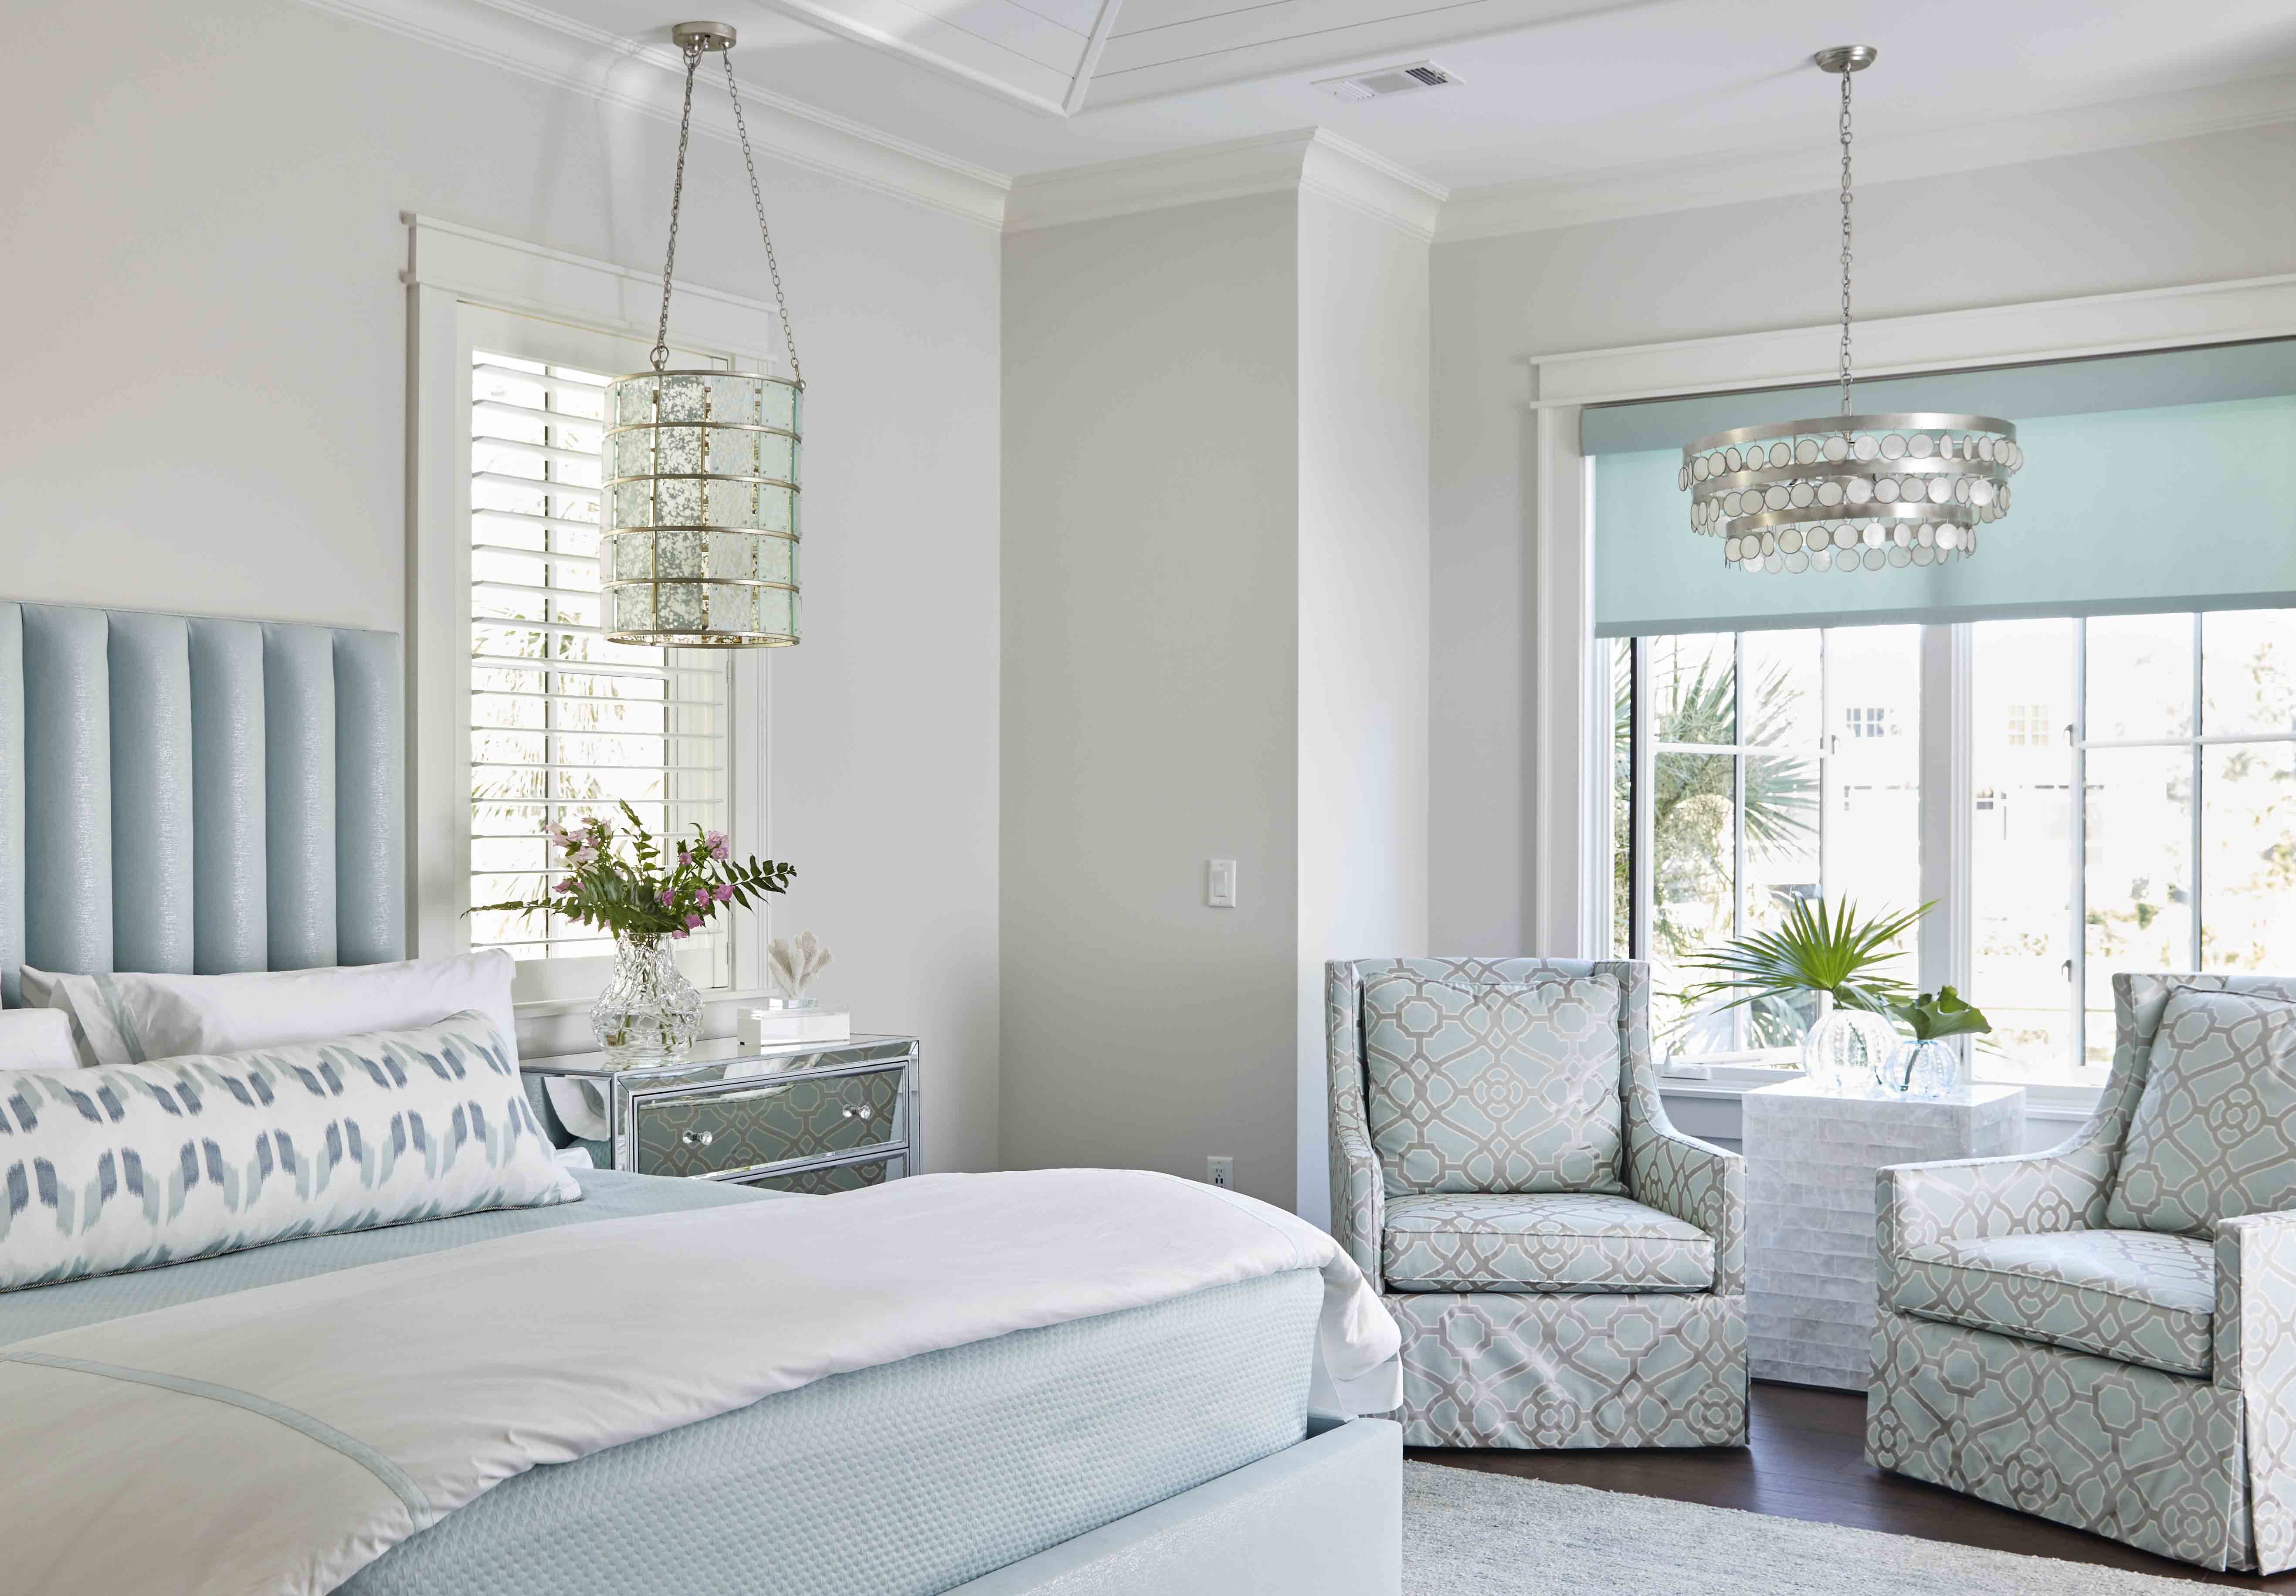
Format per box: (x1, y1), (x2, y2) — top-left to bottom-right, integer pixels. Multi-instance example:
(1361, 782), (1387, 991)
(842, 1105), (872, 1121)
(682, 1130), (716, 1148)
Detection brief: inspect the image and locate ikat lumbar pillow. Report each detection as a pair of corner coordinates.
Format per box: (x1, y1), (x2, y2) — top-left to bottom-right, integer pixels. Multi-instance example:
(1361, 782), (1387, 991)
(0, 1010), (577, 1291)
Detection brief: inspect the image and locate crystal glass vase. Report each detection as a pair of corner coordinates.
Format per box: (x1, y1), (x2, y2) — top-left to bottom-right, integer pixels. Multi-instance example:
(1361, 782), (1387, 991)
(1901, 1037), (1967, 1100)
(591, 934), (704, 1063)
(1800, 1007), (1896, 1093)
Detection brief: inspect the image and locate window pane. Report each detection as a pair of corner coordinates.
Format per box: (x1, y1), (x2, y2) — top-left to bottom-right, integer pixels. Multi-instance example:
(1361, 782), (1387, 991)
(1743, 630), (1822, 751)
(2202, 608), (2296, 737)
(1743, 752), (1821, 1048)
(1822, 626), (1922, 995)
(2203, 740), (2296, 971)
(2084, 745), (2193, 1064)
(470, 347), (729, 973)
(1739, 631), (1824, 1047)
(1612, 637), (1633, 959)
(1652, 750), (1735, 1051)
(2086, 613), (2193, 741)
(1968, 619), (2077, 1079)
(1650, 633), (1734, 746)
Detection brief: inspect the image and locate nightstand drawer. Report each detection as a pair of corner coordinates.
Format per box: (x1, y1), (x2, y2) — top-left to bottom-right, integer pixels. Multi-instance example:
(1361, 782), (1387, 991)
(740, 1153), (907, 1194)
(633, 1066), (906, 1179)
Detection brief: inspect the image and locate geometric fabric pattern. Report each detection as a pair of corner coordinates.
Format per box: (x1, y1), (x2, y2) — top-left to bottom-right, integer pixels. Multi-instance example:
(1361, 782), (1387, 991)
(1892, 1227), (2215, 1378)
(1383, 1191), (1713, 1294)
(0, 1010), (576, 1292)
(1385, 1287), (1745, 1449)
(1868, 969), (2296, 1573)
(1868, 1306), (2251, 1571)
(1363, 971), (1624, 1196)
(2105, 986), (2296, 1236)
(1329, 956), (1747, 1450)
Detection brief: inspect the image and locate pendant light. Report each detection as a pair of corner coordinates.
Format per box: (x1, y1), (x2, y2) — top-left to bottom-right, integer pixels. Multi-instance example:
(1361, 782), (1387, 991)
(1680, 47), (2024, 576)
(604, 20), (806, 645)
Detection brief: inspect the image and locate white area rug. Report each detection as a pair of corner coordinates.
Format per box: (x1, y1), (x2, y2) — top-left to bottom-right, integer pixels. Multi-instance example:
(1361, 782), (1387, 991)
(1404, 1462), (2209, 1593)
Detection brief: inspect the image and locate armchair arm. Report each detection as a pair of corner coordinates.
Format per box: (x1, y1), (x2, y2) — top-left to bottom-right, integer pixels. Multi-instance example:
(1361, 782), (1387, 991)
(1329, 1126), (1384, 1286)
(1628, 1122), (1745, 1295)
(1877, 1143), (2113, 1253)
(2215, 1211), (2296, 1393)
(1324, 961), (1384, 1285)
(2217, 1212), (2296, 1574)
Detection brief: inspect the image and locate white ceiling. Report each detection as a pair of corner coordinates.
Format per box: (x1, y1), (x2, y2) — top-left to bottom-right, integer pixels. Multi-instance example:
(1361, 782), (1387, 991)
(500, 0), (2296, 204)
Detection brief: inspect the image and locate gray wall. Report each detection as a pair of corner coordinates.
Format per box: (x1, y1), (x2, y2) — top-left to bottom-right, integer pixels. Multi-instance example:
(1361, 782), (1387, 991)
(1001, 188), (1433, 1216)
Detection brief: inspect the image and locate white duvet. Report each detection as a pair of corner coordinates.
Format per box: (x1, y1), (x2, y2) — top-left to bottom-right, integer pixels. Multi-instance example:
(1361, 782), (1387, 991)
(0, 1168), (1401, 1596)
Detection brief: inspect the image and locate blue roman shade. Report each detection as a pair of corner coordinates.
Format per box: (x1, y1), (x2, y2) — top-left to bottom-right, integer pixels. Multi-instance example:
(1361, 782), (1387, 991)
(1587, 339), (2296, 637)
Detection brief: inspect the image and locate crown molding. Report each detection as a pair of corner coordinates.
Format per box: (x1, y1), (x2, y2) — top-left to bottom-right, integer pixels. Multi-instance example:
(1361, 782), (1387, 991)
(1301, 131), (1448, 242)
(1005, 129), (1446, 239)
(297, 0), (1010, 229)
(1440, 69), (2296, 244)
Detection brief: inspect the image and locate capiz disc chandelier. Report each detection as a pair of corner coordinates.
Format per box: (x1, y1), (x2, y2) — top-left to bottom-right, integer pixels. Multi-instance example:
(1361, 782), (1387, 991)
(604, 20), (805, 646)
(1681, 46), (2023, 576)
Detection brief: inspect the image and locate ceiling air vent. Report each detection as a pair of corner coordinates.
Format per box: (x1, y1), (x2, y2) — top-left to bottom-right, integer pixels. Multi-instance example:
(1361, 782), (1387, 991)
(1312, 61), (1457, 103)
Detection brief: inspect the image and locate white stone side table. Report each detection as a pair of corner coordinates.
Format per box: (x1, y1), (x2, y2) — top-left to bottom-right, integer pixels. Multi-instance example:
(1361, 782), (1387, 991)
(1743, 1079), (2025, 1391)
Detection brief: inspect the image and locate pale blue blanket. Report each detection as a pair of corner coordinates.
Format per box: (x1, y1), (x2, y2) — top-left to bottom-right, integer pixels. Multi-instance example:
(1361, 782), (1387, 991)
(2, 1169), (1321, 1596)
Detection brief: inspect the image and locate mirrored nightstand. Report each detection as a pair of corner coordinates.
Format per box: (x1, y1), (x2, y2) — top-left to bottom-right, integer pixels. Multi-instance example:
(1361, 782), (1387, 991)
(522, 1035), (920, 1193)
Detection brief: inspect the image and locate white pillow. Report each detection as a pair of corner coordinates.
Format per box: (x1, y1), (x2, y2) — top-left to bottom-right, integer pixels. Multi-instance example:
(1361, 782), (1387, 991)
(0, 1008), (80, 1071)
(0, 1010), (576, 1292)
(20, 952), (519, 1071)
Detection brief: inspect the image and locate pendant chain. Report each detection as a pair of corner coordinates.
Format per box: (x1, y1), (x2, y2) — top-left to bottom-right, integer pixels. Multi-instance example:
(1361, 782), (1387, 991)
(648, 42), (805, 386)
(722, 54), (803, 386)
(649, 44), (702, 373)
(1838, 66), (1855, 416)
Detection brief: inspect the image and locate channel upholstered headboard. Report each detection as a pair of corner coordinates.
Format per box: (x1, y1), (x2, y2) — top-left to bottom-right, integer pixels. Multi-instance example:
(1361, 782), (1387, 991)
(0, 603), (403, 1006)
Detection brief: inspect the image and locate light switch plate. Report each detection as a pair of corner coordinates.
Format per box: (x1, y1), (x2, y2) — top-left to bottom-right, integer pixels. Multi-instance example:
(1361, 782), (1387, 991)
(1206, 858), (1238, 908)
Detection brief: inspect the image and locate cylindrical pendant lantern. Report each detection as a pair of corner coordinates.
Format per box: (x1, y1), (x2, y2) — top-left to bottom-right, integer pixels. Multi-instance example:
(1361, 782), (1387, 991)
(603, 369), (802, 645)
(602, 20), (808, 648)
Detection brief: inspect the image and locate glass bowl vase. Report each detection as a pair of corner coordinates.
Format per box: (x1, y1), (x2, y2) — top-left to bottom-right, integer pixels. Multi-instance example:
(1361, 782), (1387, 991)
(1801, 1007), (1896, 1093)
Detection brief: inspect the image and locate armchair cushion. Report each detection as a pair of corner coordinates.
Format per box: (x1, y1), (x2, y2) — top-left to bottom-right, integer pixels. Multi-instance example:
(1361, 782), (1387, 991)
(2106, 986), (2296, 1236)
(1892, 1227), (2215, 1379)
(1382, 1191), (1713, 1293)
(1363, 971), (1624, 1196)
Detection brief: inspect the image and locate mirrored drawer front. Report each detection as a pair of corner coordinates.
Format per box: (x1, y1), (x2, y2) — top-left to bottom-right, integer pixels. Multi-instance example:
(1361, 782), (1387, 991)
(634, 1068), (905, 1179)
(741, 1154), (906, 1195)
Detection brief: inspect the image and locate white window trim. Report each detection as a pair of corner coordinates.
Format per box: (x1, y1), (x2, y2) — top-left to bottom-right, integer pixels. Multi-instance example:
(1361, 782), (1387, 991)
(404, 215), (789, 1044)
(1533, 269), (2296, 1106)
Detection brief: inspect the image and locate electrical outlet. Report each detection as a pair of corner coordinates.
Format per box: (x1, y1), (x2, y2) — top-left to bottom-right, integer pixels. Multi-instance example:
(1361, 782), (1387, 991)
(1206, 1155), (1234, 1189)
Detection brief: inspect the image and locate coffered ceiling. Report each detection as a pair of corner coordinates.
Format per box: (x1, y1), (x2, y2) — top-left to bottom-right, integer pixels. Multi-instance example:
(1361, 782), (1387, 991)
(448, 0), (2296, 227)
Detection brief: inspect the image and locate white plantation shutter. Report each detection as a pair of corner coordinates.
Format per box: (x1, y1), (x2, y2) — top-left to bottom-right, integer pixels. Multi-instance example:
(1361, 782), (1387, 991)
(468, 349), (732, 979)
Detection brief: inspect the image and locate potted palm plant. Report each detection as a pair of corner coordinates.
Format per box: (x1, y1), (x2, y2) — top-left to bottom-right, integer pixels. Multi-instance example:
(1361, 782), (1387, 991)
(1679, 897), (1927, 1090)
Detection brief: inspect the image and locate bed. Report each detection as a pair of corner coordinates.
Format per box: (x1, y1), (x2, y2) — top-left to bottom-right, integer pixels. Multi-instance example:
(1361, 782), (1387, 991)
(0, 602), (1402, 1596)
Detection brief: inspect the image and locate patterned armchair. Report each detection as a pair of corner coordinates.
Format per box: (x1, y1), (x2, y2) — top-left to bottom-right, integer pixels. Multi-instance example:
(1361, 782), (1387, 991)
(1327, 957), (1747, 1449)
(1869, 973), (2296, 1573)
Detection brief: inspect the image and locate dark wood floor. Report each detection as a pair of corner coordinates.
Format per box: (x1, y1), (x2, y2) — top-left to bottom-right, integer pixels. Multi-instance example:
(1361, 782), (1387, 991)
(1407, 1380), (2293, 1589)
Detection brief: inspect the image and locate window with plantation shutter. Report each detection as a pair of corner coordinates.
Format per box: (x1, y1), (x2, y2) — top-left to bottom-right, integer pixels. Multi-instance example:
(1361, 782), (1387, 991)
(466, 349), (732, 984)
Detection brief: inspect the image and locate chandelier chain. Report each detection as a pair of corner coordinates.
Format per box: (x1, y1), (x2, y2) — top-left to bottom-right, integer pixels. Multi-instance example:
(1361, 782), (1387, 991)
(722, 54), (803, 386)
(1838, 65), (1855, 415)
(650, 42), (704, 373)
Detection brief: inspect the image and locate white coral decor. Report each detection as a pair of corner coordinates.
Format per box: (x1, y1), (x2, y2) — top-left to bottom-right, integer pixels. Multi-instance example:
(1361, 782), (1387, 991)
(767, 931), (832, 1000)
